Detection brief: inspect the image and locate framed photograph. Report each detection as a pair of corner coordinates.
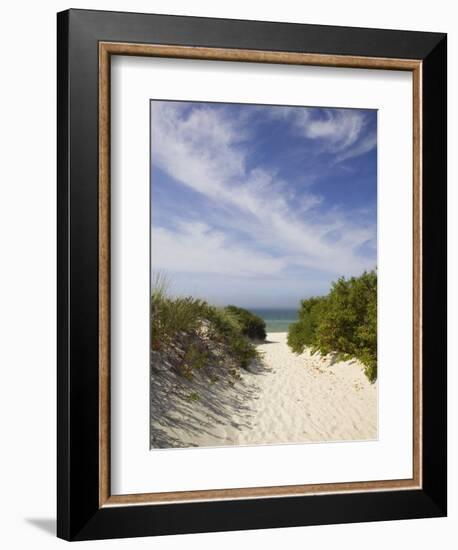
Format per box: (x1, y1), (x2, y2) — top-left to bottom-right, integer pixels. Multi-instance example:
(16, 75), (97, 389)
(57, 9), (447, 541)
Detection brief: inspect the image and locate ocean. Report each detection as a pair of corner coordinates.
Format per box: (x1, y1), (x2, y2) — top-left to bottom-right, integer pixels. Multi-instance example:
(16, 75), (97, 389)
(249, 308), (298, 333)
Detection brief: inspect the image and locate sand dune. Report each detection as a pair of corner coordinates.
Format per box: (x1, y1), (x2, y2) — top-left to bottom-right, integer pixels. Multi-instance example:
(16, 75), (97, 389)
(150, 332), (377, 449)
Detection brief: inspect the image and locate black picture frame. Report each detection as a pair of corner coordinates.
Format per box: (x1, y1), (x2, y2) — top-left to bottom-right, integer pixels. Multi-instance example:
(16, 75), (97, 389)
(57, 8), (447, 541)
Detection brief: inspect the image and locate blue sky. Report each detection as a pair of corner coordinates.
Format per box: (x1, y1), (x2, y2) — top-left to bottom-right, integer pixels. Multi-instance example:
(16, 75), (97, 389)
(150, 100), (377, 309)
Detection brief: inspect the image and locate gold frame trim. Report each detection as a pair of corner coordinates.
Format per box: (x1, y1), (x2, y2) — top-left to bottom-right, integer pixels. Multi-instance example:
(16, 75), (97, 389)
(98, 42), (422, 507)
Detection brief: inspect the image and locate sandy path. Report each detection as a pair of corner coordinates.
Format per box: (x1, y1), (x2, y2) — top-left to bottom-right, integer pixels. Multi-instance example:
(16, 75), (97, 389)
(151, 332), (377, 448)
(236, 332), (377, 445)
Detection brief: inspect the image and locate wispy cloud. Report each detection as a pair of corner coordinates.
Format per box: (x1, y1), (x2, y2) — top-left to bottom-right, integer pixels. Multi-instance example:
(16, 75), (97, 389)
(150, 101), (376, 302)
(335, 130), (377, 162)
(271, 106), (376, 162)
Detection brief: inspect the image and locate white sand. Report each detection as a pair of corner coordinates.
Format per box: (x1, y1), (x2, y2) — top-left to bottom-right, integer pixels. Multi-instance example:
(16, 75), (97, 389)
(151, 332), (377, 448)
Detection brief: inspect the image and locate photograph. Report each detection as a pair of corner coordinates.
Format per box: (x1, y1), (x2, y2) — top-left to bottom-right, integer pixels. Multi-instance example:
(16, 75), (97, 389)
(149, 99), (378, 449)
(52, 6), (446, 542)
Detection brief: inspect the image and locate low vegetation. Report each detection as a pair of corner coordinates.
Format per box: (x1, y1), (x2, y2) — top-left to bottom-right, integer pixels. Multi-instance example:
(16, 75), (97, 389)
(287, 270), (377, 382)
(151, 277), (263, 388)
(224, 305), (267, 340)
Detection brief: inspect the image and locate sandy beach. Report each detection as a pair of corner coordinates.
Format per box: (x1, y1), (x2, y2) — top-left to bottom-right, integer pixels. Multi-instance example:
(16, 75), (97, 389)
(151, 332), (378, 449)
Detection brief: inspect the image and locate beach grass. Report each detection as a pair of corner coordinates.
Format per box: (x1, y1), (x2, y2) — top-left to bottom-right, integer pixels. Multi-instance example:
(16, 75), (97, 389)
(151, 278), (266, 380)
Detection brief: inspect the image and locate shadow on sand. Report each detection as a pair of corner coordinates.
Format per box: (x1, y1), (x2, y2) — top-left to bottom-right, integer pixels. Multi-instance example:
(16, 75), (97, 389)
(150, 354), (272, 449)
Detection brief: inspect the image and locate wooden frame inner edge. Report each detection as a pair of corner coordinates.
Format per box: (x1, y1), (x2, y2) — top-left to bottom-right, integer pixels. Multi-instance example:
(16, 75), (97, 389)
(98, 42), (422, 507)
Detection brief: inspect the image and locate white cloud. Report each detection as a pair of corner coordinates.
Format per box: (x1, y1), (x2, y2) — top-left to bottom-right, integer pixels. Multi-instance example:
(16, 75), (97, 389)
(150, 102), (376, 280)
(151, 221), (285, 277)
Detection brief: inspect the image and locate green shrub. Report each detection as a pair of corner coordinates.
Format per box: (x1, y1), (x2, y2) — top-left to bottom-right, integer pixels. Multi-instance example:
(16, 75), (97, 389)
(287, 296), (327, 354)
(224, 305), (267, 340)
(204, 305), (241, 341)
(183, 343), (207, 371)
(287, 270), (377, 382)
(204, 305), (261, 369)
(229, 334), (259, 369)
(186, 392), (200, 402)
